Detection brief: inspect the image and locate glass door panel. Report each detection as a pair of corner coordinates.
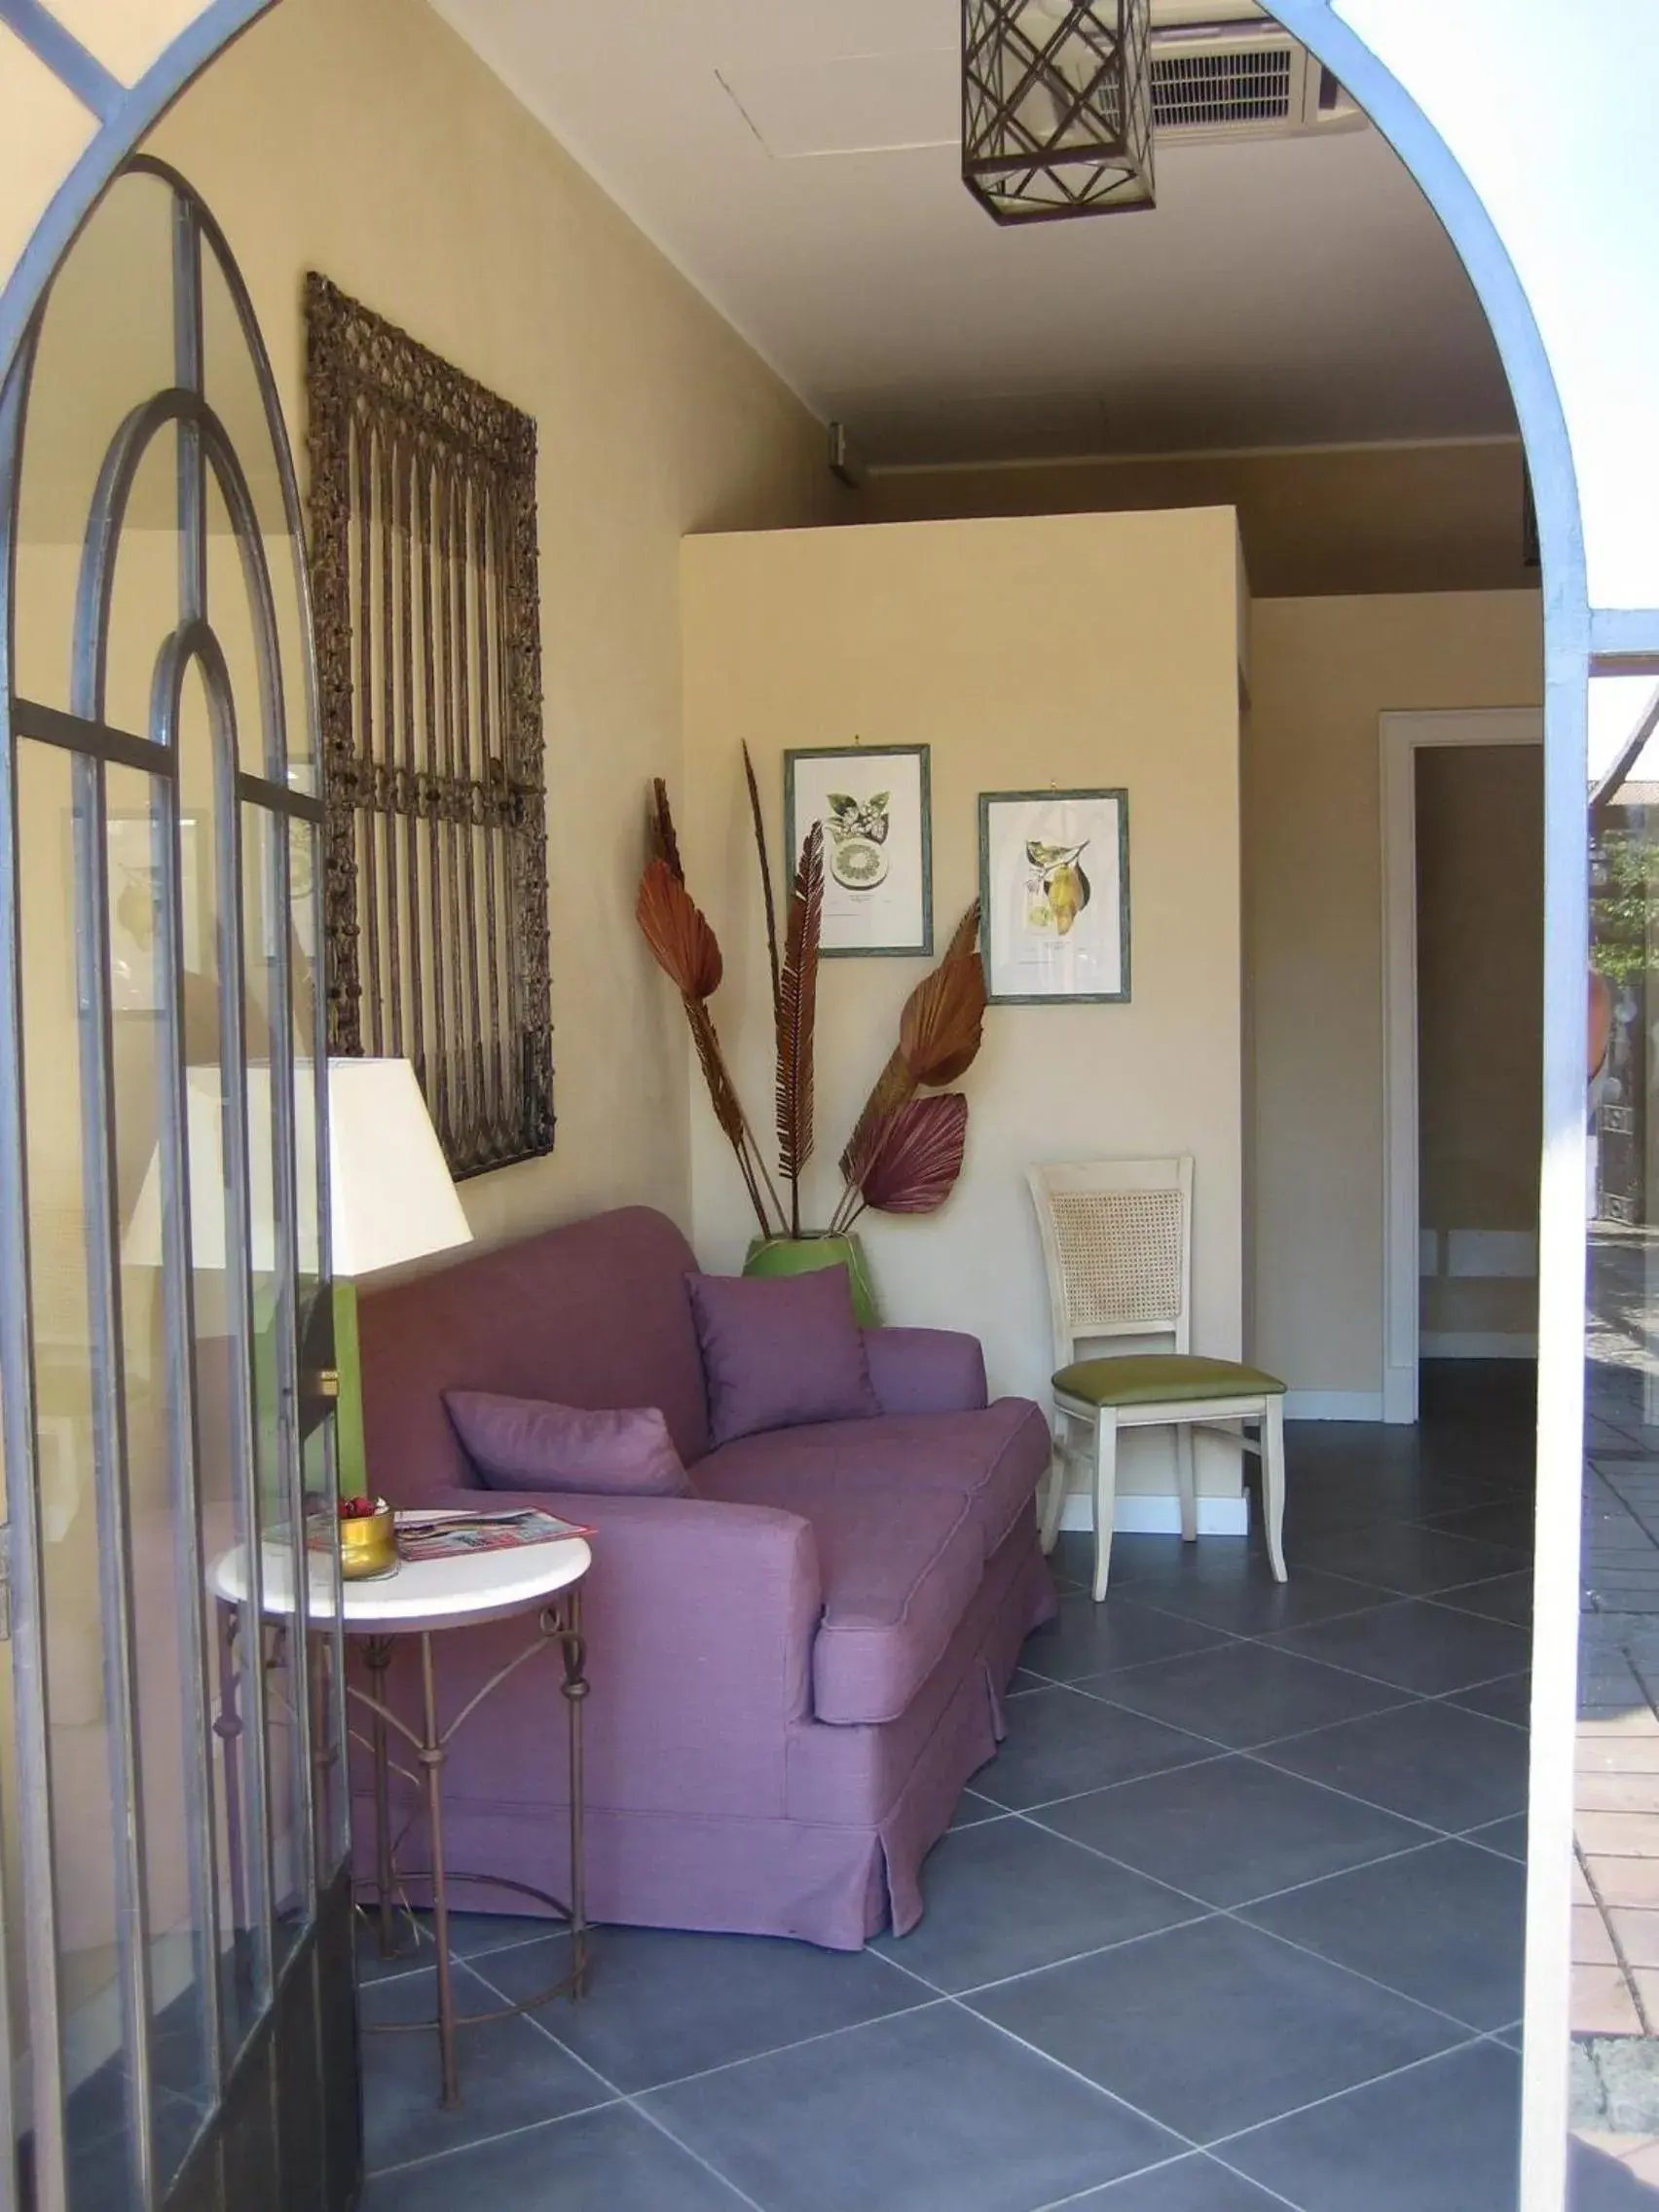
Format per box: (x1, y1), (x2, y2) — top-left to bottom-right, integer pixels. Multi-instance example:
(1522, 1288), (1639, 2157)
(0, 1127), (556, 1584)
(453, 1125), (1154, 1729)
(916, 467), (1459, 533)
(0, 156), (352, 2212)
(1573, 674), (1659, 2192)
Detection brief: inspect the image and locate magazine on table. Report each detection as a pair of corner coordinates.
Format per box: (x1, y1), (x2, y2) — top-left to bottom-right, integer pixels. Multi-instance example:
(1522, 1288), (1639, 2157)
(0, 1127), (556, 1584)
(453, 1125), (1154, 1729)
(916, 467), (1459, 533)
(394, 1505), (595, 1562)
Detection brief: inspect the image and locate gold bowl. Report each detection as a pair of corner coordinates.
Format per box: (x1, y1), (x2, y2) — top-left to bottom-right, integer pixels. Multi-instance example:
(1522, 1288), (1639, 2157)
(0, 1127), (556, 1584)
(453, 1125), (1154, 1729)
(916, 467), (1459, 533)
(338, 1501), (398, 1580)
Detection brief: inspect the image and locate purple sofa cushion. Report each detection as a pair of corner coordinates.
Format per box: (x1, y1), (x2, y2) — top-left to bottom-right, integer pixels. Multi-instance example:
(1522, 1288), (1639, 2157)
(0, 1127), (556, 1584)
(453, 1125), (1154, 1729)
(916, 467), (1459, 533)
(862, 1328), (989, 1416)
(697, 1400), (1051, 1560)
(360, 1208), (715, 1499)
(444, 1392), (690, 1496)
(683, 1462), (981, 1726)
(687, 1267), (880, 1448)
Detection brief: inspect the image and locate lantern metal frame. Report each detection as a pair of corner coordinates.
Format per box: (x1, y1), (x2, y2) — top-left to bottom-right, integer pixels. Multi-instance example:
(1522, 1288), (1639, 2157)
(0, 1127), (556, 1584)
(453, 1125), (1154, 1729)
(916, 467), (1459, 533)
(962, 0), (1156, 224)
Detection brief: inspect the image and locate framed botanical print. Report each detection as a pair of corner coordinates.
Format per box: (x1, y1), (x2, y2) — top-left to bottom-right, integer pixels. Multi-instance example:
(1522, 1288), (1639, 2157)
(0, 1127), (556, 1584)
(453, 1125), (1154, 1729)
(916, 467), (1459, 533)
(784, 744), (932, 957)
(978, 788), (1130, 1005)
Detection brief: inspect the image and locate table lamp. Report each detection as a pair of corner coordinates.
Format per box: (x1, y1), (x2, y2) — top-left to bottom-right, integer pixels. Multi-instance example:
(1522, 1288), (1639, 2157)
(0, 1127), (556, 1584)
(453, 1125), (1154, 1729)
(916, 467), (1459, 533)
(127, 1056), (472, 1493)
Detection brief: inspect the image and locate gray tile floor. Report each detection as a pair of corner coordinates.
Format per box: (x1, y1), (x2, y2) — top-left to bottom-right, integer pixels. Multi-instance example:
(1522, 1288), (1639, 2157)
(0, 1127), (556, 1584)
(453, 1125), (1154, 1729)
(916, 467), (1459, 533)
(355, 1371), (1651, 2211)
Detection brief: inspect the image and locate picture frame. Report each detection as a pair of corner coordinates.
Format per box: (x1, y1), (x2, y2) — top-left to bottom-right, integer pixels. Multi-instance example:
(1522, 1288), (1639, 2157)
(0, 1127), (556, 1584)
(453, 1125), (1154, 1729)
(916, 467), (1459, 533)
(784, 744), (932, 958)
(977, 788), (1131, 1005)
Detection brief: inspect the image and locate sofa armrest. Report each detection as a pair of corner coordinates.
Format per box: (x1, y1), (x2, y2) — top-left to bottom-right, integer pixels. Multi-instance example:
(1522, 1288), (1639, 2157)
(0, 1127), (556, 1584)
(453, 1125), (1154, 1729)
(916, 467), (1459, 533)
(862, 1327), (989, 1416)
(406, 1485), (823, 1819)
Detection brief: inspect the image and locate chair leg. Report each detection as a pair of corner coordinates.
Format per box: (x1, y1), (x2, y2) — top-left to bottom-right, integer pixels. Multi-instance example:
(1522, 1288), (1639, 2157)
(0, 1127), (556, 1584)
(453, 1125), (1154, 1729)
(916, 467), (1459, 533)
(1175, 1424), (1198, 1544)
(1091, 1408), (1121, 1602)
(1039, 1418), (1069, 1556)
(1263, 1396), (1288, 1583)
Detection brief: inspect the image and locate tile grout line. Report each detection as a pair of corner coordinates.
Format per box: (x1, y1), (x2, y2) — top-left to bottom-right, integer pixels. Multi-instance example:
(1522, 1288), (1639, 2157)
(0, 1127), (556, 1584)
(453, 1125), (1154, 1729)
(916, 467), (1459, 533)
(1167, 1630), (1532, 1706)
(980, 1675), (1521, 1837)
(1027, 2148), (1315, 2212)
(1200, 2030), (1493, 2160)
(1014, 1809), (1468, 1919)
(874, 1897), (1219, 2005)
(361, 2086), (625, 2185)
(956, 1997), (1208, 2159)
(959, 1948), (1502, 2200)
(858, 1920), (1468, 2212)
(622, 2091), (773, 2212)
(1575, 1838), (1654, 2037)
(932, 1838), (1501, 2044)
(1208, 1897), (1506, 2041)
(460, 1941), (946, 2102)
(1073, 1670), (1432, 1735)
(1058, 1672), (1424, 1750)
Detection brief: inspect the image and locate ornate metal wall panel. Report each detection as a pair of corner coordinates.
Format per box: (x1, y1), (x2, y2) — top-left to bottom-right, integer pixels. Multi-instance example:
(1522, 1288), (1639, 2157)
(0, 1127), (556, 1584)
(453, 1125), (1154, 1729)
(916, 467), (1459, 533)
(305, 275), (553, 1177)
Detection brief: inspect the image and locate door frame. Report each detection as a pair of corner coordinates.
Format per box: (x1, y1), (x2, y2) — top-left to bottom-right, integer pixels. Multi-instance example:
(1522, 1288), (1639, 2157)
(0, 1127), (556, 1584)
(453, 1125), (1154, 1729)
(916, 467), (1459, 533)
(1381, 706), (1546, 1425)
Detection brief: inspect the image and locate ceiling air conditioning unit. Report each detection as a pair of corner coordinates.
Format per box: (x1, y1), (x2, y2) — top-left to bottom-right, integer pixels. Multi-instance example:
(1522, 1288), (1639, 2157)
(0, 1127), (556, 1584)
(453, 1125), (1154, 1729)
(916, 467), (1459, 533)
(1148, 18), (1364, 142)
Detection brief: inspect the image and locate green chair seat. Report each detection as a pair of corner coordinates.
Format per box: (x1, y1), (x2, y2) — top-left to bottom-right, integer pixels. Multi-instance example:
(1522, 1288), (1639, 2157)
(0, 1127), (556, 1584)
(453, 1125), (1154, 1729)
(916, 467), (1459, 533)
(1053, 1353), (1287, 1408)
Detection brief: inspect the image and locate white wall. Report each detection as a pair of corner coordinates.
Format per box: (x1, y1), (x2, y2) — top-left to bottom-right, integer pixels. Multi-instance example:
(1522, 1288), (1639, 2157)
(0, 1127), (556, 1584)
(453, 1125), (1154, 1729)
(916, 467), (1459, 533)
(682, 508), (1245, 1508)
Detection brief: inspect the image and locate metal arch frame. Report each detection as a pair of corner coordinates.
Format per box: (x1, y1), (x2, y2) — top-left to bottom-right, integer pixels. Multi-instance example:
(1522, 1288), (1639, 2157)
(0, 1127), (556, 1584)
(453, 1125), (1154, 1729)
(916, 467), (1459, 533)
(0, 0), (283, 384)
(0, 151), (342, 2212)
(0, 7), (1656, 2212)
(1258, 18), (1655, 2211)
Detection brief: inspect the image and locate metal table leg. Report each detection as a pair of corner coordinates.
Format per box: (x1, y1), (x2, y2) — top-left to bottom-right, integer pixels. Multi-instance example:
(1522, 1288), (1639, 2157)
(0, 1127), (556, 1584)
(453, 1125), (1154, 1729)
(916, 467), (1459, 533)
(417, 1630), (461, 2108)
(349, 1586), (591, 2108)
(361, 1635), (397, 1959)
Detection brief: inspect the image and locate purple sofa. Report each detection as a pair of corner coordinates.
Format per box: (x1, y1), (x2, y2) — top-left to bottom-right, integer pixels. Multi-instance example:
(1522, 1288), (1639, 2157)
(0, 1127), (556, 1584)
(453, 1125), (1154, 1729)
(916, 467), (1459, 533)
(355, 1204), (1055, 1950)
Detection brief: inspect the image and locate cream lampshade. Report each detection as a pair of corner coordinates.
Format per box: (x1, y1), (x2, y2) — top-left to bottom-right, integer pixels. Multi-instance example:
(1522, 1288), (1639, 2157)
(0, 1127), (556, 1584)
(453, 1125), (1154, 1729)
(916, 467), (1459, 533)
(127, 1057), (472, 1491)
(324, 1057), (472, 1278)
(128, 1056), (471, 1279)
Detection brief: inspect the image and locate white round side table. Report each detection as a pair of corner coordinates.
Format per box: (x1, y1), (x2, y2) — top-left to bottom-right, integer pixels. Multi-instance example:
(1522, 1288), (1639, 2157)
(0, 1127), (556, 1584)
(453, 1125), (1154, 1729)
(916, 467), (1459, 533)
(208, 1528), (592, 2109)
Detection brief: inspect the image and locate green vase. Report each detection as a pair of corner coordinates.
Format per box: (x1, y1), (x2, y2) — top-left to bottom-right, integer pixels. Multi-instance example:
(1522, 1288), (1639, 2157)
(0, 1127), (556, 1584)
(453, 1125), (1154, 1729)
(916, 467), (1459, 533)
(743, 1234), (880, 1327)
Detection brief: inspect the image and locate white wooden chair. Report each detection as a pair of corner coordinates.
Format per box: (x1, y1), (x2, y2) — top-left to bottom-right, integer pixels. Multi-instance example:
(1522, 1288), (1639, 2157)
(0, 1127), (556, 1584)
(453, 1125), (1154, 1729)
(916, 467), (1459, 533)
(1027, 1158), (1287, 1600)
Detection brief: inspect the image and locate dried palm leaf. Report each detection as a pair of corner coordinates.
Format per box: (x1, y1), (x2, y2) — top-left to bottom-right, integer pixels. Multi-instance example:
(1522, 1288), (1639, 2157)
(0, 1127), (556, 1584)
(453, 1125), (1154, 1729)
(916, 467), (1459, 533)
(775, 822), (825, 1234)
(837, 1047), (913, 1187)
(837, 902), (982, 1183)
(647, 778), (684, 883)
(944, 900), (981, 967)
(899, 901), (985, 1087)
(636, 859), (722, 1000)
(743, 742), (783, 1029)
(857, 1093), (970, 1216)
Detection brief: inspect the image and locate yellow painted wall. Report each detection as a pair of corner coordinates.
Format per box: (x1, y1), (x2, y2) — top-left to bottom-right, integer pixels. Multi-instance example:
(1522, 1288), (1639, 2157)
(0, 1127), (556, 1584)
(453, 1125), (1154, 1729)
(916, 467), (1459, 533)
(860, 440), (1533, 600)
(0, 0), (834, 2064)
(140, 0), (834, 1249)
(682, 509), (1245, 1504)
(1247, 590), (1544, 1399)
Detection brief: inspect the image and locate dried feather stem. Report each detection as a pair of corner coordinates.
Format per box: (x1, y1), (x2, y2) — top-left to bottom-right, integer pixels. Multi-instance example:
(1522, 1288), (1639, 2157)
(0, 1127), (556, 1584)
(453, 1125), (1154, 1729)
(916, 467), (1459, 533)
(648, 777), (684, 882)
(684, 998), (774, 1237)
(743, 742), (783, 1030)
(775, 824), (825, 1239)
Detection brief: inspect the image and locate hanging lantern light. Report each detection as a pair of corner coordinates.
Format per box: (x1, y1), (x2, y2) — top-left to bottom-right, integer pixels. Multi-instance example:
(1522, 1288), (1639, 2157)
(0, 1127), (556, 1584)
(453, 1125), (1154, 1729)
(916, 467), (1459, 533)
(962, 0), (1156, 224)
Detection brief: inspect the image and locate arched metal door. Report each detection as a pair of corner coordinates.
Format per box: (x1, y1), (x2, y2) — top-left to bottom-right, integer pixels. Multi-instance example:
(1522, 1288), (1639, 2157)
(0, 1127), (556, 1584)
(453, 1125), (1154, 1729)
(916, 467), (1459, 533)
(0, 159), (356, 2211)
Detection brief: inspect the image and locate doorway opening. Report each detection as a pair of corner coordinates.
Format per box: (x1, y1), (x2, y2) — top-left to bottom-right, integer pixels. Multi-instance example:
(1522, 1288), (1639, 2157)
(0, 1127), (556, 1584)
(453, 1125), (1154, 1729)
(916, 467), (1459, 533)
(1382, 709), (1546, 1426)
(0, 4), (1610, 2212)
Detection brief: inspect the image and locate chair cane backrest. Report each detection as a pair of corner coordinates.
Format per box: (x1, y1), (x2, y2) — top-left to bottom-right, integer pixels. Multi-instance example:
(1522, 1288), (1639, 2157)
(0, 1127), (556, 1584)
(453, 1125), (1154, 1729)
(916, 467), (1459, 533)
(1027, 1159), (1195, 1370)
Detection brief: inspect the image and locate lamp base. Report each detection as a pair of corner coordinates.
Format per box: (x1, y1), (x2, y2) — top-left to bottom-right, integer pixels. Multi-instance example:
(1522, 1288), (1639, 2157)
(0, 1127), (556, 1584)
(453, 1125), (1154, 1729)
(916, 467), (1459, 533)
(333, 1276), (370, 1497)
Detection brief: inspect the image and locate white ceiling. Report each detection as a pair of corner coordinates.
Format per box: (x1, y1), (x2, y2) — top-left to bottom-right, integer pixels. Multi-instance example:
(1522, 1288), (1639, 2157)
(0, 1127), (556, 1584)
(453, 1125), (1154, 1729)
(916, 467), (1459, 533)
(432, 0), (1517, 468)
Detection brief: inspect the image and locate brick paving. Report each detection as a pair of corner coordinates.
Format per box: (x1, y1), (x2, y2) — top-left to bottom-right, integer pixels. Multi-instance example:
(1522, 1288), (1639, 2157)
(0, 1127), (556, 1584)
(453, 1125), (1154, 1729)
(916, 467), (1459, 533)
(1574, 1357), (1659, 2153)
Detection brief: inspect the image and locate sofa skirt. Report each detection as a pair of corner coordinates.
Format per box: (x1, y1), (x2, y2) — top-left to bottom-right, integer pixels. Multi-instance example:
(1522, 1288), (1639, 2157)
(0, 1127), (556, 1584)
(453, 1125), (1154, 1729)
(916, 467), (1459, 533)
(350, 1524), (1056, 1952)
